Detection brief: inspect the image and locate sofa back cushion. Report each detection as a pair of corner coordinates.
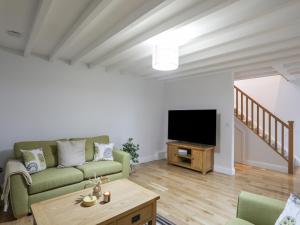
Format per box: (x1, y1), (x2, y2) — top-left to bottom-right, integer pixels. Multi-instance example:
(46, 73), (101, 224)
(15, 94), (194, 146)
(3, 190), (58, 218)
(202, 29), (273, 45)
(70, 135), (109, 161)
(14, 135), (110, 167)
(14, 141), (59, 168)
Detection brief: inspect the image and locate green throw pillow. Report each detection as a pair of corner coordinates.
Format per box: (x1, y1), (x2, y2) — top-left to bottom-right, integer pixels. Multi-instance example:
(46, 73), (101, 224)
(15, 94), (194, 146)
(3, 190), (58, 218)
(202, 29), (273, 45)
(21, 148), (47, 174)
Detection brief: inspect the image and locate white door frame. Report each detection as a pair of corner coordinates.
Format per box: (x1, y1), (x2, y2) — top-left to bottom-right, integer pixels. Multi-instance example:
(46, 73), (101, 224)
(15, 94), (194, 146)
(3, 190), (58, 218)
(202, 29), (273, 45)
(234, 121), (246, 163)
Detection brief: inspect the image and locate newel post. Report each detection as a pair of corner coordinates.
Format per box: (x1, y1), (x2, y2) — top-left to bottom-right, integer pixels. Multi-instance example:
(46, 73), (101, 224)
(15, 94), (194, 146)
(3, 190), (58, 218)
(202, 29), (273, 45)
(288, 121), (294, 174)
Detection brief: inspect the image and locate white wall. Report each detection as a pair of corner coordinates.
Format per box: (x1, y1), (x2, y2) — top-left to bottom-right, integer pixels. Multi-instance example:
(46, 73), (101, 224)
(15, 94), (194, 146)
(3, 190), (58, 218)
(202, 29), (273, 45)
(0, 49), (165, 183)
(236, 75), (281, 110)
(235, 75), (300, 168)
(235, 119), (288, 173)
(164, 73), (235, 175)
(0, 49), (236, 182)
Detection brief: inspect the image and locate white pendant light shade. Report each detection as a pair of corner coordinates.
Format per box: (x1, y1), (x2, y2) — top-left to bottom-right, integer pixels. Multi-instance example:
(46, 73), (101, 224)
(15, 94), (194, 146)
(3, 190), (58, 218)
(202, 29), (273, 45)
(152, 44), (179, 71)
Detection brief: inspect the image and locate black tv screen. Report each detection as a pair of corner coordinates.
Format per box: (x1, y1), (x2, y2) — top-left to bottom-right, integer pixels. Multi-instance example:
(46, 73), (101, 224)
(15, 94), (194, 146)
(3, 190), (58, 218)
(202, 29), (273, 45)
(168, 110), (216, 146)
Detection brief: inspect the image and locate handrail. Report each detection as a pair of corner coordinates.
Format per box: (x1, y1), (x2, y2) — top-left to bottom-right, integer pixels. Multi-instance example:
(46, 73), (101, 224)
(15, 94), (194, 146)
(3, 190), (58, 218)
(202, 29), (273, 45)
(234, 86), (289, 127)
(234, 85), (294, 174)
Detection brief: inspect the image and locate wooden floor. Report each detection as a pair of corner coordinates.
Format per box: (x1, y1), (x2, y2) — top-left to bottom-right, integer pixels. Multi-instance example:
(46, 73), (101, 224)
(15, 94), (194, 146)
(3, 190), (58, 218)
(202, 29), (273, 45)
(1, 161), (299, 225)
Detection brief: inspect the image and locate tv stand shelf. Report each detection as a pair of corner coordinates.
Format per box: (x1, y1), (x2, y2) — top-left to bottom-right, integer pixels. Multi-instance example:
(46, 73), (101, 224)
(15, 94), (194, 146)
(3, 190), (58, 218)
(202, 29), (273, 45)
(175, 153), (191, 159)
(167, 141), (214, 174)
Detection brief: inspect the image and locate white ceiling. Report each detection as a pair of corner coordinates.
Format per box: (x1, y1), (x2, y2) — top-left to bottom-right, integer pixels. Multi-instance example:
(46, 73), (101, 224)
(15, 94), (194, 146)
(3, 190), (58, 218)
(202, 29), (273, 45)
(1, 0), (300, 81)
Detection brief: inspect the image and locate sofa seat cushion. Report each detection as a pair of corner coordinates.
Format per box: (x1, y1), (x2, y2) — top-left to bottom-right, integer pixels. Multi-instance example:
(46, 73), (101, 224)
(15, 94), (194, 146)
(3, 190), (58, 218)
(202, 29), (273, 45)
(226, 218), (255, 225)
(76, 161), (122, 179)
(29, 167), (84, 195)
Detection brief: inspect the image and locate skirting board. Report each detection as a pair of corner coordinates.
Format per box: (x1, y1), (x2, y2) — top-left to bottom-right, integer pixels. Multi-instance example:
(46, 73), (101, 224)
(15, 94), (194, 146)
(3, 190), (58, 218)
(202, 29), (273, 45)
(244, 159), (288, 173)
(214, 165), (235, 176)
(139, 151), (236, 176)
(139, 151), (166, 164)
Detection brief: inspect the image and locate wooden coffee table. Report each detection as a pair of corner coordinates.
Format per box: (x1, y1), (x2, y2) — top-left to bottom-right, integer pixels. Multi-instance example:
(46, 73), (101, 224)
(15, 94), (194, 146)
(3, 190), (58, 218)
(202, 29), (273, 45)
(31, 179), (160, 225)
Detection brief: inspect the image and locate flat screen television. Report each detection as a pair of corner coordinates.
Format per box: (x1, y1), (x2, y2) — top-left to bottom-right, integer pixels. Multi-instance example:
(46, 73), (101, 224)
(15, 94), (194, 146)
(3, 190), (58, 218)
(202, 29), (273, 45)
(168, 109), (216, 146)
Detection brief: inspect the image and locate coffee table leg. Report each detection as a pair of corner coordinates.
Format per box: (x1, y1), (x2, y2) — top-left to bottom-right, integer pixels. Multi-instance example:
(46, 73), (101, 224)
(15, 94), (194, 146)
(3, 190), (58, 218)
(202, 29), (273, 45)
(148, 201), (157, 225)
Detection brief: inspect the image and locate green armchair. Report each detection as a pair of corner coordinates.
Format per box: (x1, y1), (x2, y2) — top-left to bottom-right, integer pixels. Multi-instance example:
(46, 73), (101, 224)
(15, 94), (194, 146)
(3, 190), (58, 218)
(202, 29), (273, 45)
(226, 192), (286, 225)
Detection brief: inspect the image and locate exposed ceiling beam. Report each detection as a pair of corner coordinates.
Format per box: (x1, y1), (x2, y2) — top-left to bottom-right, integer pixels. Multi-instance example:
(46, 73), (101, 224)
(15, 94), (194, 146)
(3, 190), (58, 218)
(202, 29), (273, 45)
(106, 0), (298, 71)
(180, 0), (300, 56)
(134, 24), (300, 76)
(70, 0), (174, 64)
(232, 58), (300, 75)
(158, 55), (300, 82)
(88, 0), (238, 67)
(272, 64), (294, 81)
(158, 49), (300, 80)
(48, 0), (113, 61)
(144, 37), (300, 78)
(235, 70), (278, 78)
(234, 67), (276, 76)
(284, 61), (300, 69)
(152, 69), (233, 82)
(234, 72), (279, 81)
(105, 47), (151, 72)
(0, 45), (24, 57)
(234, 66), (274, 74)
(24, 0), (53, 57)
(180, 23), (300, 65)
(287, 66), (300, 74)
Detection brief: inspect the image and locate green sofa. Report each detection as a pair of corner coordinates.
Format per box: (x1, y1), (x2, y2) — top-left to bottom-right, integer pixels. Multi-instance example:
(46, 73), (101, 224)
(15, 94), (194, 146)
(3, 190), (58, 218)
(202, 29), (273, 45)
(10, 135), (130, 218)
(226, 192), (286, 225)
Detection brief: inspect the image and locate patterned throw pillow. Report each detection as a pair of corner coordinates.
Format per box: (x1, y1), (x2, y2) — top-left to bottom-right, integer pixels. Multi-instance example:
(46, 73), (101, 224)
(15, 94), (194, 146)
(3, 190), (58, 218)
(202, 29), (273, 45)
(94, 143), (114, 161)
(275, 193), (300, 225)
(21, 148), (46, 174)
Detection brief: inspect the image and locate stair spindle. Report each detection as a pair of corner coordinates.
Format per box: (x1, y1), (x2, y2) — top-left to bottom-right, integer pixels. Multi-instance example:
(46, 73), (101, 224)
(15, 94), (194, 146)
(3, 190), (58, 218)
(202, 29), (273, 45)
(241, 93), (244, 121)
(275, 119), (278, 151)
(281, 124), (284, 156)
(257, 104), (259, 135)
(269, 114), (271, 145)
(251, 101), (254, 129)
(262, 109), (265, 140)
(233, 85), (294, 174)
(246, 96), (248, 126)
(236, 89), (238, 116)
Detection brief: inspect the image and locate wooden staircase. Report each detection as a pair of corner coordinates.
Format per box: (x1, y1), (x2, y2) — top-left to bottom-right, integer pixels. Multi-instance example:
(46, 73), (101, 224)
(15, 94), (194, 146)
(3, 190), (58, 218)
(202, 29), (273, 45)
(234, 85), (294, 174)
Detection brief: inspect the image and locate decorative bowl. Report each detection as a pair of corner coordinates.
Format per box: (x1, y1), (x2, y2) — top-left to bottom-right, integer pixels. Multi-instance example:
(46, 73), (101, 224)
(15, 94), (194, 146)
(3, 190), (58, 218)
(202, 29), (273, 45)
(82, 195), (97, 207)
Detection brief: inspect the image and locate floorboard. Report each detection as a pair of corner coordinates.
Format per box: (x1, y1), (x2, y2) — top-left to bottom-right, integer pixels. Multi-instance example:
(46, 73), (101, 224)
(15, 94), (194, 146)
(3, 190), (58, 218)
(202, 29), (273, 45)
(1, 161), (299, 225)
(129, 161), (299, 225)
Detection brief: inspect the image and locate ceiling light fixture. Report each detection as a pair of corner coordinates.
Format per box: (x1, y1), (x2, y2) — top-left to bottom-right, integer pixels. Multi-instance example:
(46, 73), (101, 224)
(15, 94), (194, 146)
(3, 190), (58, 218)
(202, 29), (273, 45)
(6, 30), (22, 38)
(152, 44), (179, 71)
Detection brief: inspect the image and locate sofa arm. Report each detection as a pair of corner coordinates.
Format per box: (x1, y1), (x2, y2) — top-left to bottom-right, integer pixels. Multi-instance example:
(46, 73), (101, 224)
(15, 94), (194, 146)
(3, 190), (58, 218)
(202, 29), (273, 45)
(10, 174), (29, 218)
(237, 192), (285, 225)
(113, 149), (131, 178)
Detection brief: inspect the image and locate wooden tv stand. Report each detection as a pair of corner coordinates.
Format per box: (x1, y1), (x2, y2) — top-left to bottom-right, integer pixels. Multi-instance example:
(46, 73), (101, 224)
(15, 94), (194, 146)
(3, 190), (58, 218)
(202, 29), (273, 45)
(167, 141), (214, 174)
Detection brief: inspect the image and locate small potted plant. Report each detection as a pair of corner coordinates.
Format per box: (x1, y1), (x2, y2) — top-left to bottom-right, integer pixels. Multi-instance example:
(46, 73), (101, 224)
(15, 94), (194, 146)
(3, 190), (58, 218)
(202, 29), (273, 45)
(122, 138), (139, 173)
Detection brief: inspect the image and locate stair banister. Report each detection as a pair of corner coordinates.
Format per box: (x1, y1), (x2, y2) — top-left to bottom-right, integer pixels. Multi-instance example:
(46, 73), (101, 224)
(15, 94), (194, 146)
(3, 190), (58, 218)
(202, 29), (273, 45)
(234, 85), (294, 174)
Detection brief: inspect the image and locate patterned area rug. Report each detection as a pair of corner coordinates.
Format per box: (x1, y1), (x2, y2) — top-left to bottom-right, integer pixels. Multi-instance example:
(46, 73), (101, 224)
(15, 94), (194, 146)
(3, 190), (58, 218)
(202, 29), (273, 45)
(157, 214), (176, 225)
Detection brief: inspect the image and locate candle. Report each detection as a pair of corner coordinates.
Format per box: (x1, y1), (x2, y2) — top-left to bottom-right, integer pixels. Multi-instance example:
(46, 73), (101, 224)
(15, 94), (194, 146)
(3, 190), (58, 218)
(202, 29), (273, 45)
(103, 191), (111, 203)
